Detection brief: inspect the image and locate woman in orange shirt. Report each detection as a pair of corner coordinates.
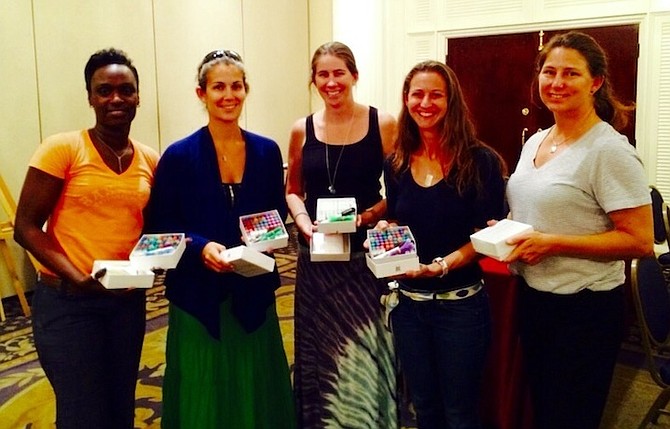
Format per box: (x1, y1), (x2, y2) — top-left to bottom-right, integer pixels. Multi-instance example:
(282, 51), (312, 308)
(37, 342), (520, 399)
(14, 48), (158, 429)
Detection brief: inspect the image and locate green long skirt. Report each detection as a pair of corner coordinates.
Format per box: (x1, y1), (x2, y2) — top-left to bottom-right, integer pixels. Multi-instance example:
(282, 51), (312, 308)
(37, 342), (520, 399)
(161, 300), (296, 429)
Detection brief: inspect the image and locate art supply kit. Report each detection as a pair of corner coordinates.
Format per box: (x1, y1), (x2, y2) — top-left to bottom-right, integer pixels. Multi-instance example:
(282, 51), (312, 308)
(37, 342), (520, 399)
(366, 226), (419, 278)
(93, 233), (186, 289)
(470, 219), (534, 261)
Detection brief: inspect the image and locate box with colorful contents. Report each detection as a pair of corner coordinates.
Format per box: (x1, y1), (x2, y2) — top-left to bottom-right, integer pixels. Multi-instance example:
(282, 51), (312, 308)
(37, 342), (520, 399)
(91, 260), (155, 289)
(470, 219), (534, 261)
(129, 233), (186, 270)
(316, 197), (357, 234)
(310, 232), (351, 262)
(239, 210), (289, 252)
(221, 245), (276, 277)
(366, 226), (419, 278)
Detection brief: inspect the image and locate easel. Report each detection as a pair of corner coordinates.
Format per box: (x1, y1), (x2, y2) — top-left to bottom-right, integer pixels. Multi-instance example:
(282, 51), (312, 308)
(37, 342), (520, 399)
(0, 174), (33, 320)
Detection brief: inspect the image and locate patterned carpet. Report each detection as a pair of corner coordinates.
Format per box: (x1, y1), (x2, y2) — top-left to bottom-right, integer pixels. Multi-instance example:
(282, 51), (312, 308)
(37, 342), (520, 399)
(0, 252), (297, 429)
(0, 236), (668, 428)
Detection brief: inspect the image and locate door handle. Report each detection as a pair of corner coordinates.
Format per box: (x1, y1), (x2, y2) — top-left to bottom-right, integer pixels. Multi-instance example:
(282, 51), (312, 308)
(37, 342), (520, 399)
(521, 128), (529, 146)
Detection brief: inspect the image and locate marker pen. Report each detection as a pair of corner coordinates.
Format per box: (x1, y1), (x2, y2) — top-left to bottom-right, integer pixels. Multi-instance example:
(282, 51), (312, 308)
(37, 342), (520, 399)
(372, 239), (414, 259)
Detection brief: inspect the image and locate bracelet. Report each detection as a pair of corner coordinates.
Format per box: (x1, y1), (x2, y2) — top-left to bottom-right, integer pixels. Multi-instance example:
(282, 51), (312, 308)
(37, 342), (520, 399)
(432, 257), (449, 278)
(293, 212), (310, 220)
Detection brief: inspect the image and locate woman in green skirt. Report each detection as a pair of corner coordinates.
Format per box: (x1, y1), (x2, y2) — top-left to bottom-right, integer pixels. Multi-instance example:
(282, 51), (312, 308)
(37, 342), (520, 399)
(146, 49), (295, 429)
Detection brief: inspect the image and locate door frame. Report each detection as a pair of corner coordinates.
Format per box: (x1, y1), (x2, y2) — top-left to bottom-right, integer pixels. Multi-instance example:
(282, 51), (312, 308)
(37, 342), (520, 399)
(436, 14), (654, 176)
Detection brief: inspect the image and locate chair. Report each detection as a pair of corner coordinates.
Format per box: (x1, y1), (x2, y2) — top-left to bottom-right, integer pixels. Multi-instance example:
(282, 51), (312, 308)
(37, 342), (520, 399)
(630, 256), (670, 428)
(650, 185), (668, 246)
(663, 202), (670, 253)
(0, 174), (36, 320)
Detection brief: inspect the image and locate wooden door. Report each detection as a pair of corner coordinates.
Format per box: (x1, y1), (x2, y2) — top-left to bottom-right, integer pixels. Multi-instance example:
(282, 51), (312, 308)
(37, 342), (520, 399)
(446, 25), (639, 172)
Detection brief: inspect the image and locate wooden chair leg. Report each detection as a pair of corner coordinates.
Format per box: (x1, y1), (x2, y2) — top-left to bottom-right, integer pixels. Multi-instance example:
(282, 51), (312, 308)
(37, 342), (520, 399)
(0, 240), (31, 317)
(639, 388), (670, 428)
(0, 291), (6, 321)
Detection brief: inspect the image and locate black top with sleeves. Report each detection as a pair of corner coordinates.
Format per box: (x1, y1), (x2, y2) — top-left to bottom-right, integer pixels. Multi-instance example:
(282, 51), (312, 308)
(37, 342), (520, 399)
(301, 106), (383, 250)
(385, 146), (506, 292)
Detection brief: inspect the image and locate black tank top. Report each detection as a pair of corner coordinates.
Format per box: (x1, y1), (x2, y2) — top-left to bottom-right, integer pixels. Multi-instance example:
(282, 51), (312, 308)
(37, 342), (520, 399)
(302, 107), (384, 250)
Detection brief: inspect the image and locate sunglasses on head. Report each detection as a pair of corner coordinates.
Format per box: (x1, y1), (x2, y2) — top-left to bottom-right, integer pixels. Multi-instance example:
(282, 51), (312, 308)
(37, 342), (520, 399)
(202, 49), (243, 64)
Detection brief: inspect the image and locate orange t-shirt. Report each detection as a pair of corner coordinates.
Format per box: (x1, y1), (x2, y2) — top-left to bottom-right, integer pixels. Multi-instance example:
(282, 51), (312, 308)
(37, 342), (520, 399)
(29, 130), (159, 276)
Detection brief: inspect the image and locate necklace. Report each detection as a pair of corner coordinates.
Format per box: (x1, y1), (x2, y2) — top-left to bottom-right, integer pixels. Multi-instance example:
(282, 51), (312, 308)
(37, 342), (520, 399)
(324, 109), (356, 195)
(549, 137), (566, 154)
(548, 117), (596, 154)
(94, 131), (131, 172)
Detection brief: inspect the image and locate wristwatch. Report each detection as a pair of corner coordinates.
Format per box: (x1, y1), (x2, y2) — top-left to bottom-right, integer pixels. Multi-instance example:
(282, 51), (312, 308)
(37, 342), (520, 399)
(432, 257), (449, 278)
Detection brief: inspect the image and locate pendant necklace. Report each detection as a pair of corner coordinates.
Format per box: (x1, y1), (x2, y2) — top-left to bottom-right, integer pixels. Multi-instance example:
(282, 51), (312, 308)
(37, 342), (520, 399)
(549, 138), (566, 154)
(94, 131), (131, 173)
(548, 116), (595, 154)
(324, 109), (355, 195)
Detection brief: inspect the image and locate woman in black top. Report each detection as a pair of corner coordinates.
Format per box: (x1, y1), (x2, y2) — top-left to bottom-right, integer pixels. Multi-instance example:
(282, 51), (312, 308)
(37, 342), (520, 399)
(383, 60), (506, 429)
(285, 41), (399, 428)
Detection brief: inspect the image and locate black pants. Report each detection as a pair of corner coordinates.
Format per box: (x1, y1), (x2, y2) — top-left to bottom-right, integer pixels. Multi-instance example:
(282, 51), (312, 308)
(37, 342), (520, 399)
(518, 280), (624, 429)
(32, 283), (146, 429)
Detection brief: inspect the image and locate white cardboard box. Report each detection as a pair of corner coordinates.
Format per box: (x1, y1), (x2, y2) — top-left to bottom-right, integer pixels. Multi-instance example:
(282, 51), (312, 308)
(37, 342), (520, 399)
(310, 232), (351, 262)
(316, 197), (357, 234)
(366, 226), (419, 278)
(130, 233), (186, 270)
(366, 253), (420, 278)
(221, 245), (276, 277)
(91, 260), (155, 289)
(239, 210), (289, 252)
(470, 219), (534, 261)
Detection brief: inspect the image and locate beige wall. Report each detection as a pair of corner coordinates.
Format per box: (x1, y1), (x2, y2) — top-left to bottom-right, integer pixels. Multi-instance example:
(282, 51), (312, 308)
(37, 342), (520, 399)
(0, 0), (326, 297)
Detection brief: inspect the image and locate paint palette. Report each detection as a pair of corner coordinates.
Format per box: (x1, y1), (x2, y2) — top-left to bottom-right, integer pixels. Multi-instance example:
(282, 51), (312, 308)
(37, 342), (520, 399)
(366, 226), (419, 278)
(239, 210), (289, 252)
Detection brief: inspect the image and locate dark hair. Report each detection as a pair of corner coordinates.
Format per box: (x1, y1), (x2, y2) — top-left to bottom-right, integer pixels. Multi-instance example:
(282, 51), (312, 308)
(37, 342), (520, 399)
(84, 48), (139, 94)
(534, 31), (634, 130)
(391, 60), (505, 195)
(310, 41), (358, 85)
(197, 49), (248, 92)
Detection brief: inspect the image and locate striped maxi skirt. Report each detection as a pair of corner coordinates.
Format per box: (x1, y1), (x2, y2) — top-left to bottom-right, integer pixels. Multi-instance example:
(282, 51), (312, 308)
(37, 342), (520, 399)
(293, 246), (399, 428)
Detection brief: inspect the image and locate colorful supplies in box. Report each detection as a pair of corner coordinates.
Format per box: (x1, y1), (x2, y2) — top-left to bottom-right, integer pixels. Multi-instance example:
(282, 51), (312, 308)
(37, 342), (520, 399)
(92, 233), (186, 289)
(221, 245), (276, 277)
(366, 226), (419, 278)
(316, 197), (357, 234)
(239, 210), (289, 252)
(130, 233), (186, 270)
(470, 219), (534, 261)
(310, 232), (351, 262)
(91, 260), (155, 289)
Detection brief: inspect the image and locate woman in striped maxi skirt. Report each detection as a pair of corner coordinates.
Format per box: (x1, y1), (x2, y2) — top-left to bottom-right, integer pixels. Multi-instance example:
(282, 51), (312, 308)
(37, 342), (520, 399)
(286, 41), (399, 428)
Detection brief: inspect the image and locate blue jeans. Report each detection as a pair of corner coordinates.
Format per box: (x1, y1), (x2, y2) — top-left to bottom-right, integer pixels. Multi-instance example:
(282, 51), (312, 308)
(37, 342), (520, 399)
(391, 285), (491, 429)
(31, 283), (146, 429)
